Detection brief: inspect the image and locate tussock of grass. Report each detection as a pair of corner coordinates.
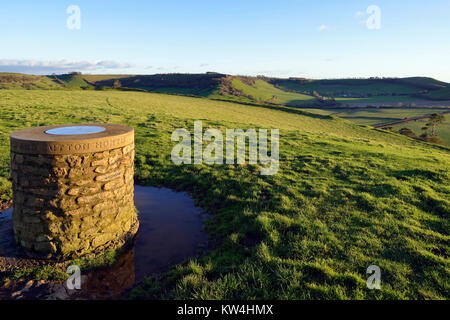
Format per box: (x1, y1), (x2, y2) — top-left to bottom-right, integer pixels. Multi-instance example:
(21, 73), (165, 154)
(70, 250), (119, 271)
(2, 266), (68, 283)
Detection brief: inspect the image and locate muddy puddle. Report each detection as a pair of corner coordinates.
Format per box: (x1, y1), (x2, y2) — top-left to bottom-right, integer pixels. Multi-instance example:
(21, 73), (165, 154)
(0, 186), (209, 300)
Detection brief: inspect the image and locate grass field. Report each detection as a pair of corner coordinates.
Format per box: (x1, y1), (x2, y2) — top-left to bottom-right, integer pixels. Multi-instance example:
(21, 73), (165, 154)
(335, 95), (430, 105)
(277, 80), (420, 96)
(391, 119), (450, 145)
(273, 77), (449, 96)
(81, 74), (134, 84)
(0, 89), (449, 300)
(2, 72), (449, 108)
(307, 108), (450, 144)
(272, 77), (450, 105)
(53, 74), (92, 87)
(215, 78), (316, 106)
(0, 73), (61, 90)
(422, 87), (450, 100)
(321, 108), (448, 125)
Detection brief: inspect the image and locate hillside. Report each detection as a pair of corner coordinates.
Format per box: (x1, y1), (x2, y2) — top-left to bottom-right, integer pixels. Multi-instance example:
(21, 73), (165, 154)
(0, 73), (62, 89)
(92, 72), (226, 95)
(309, 107), (450, 144)
(207, 76), (317, 106)
(0, 89), (448, 300)
(2, 72), (450, 107)
(0, 72), (92, 89)
(270, 77), (450, 100)
(51, 73), (92, 87)
(421, 87), (450, 100)
(81, 74), (133, 84)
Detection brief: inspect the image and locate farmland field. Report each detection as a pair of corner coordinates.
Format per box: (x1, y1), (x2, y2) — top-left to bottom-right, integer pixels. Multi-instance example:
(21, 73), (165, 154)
(273, 77), (448, 96)
(321, 108), (449, 125)
(299, 108), (450, 144)
(0, 89), (448, 300)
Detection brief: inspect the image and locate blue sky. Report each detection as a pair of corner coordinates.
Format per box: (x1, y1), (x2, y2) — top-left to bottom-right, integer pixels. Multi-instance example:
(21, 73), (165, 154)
(1, 0), (449, 81)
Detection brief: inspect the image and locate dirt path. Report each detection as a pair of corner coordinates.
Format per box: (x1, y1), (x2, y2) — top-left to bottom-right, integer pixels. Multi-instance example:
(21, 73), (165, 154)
(373, 110), (450, 128)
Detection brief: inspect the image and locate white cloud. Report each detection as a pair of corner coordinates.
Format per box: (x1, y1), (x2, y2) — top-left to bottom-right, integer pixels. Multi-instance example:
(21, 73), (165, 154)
(318, 25), (328, 32)
(0, 59), (134, 74)
(355, 11), (365, 17)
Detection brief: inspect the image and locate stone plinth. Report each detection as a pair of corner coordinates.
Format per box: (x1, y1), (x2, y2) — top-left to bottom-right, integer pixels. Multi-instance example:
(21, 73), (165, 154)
(9, 123), (138, 259)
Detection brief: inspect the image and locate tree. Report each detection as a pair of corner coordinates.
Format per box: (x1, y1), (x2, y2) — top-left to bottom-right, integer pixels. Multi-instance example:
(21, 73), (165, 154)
(398, 127), (415, 137)
(421, 113), (445, 136)
(420, 135), (445, 145)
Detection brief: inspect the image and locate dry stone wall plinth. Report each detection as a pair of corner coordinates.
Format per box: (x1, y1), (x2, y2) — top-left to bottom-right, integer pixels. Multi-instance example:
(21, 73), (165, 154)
(9, 123), (138, 259)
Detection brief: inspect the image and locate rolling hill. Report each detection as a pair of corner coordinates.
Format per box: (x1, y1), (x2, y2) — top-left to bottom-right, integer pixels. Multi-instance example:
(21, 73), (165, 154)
(1, 72), (450, 107)
(0, 73), (61, 89)
(51, 73), (92, 87)
(420, 87), (450, 100)
(270, 77), (450, 99)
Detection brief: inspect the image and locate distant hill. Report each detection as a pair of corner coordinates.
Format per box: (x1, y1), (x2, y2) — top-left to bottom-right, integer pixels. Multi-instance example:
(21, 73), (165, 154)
(209, 76), (317, 106)
(0, 73), (61, 89)
(419, 87), (450, 100)
(0, 72), (92, 89)
(86, 73), (450, 105)
(51, 73), (92, 87)
(1, 72), (449, 105)
(269, 77), (450, 99)
(92, 73), (225, 94)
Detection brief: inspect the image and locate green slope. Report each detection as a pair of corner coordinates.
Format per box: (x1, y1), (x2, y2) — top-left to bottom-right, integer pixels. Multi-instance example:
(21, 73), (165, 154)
(212, 78), (317, 106)
(421, 87), (450, 100)
(394, 77), (449, 90)
(0, 73), (94, 89)
(271, 77), (450, 104)
(91, 73), (319, 106)
(52, 74), (92, 87)
(93, 73), (224, 95)
(0, 73), (62, 89)
(0, 89), (448, 300)
(2, 72), (449, 107)
(81, 74), (133, 84)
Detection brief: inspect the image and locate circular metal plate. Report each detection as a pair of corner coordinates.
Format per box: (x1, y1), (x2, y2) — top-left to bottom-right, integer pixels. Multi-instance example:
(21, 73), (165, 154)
(45, 126), (106, 135)
(10, 123), (134, 155)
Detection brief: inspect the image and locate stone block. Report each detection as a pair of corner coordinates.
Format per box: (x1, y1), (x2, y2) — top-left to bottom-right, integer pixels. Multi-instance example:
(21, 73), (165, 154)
(95, 169), (123, 182)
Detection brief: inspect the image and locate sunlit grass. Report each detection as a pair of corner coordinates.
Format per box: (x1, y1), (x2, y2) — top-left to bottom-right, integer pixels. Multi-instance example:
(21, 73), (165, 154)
(0, 89), (448, 300)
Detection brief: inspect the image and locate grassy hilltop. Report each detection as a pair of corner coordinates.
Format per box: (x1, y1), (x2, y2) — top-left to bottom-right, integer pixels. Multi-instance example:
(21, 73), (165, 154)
(0, 89), (448, 299)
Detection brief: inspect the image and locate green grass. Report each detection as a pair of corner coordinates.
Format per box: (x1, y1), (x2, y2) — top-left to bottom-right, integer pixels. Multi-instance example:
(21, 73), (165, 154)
(0, 89), (448, 300)
(1, 266), (68, 284)
(0, 249), (119, 285)
(0, 73), (62, 90)
(321, 108), (448, 125)
(395, 77), (449, 90)
(216, 78), (316, 106)
(53, 74), (92, 87)
(392, 119), (450, 145)
(422, 88), (450, 100)
(81, 74), (134, 84)
(272, 77), (450, 105)
(300, 108), (449, 144)
(273, 77), (449, 97)
(2, 73), (445, 108)
(0, 73), (93, 90)
(335, 95), (429, 105)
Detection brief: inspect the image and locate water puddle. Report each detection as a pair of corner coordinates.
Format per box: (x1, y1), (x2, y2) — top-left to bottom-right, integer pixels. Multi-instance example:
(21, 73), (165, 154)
(0, 186), (209, 299)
